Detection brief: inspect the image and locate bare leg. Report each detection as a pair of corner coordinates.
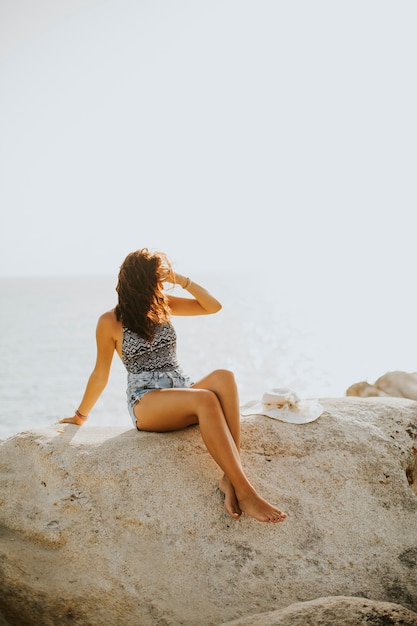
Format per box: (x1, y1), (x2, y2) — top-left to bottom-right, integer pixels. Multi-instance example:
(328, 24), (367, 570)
(192, 369), (241, 447)
(135, 386), (287, 523)
(192, 370), (242, 518)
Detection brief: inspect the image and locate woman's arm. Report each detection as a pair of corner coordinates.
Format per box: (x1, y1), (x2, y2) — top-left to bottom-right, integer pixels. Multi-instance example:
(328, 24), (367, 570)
(167, 272), (222, 316)
(60, 312), (116, 425)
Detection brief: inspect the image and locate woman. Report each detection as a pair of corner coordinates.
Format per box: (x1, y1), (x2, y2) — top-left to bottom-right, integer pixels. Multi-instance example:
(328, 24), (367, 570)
(60, 249), (287, 524)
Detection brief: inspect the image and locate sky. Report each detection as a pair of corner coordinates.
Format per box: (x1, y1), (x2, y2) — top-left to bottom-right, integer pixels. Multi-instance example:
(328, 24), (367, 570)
(0, 0), (416, 289)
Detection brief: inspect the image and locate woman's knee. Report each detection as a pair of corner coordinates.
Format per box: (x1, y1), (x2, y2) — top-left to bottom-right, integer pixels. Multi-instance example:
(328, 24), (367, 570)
(195, 388), (221, 413)
(211, 369), (237, 390)
(192, 369), (238, 398)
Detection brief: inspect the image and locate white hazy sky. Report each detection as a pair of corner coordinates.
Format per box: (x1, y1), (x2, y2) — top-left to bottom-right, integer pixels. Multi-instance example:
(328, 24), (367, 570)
(0, 0), (416, 287)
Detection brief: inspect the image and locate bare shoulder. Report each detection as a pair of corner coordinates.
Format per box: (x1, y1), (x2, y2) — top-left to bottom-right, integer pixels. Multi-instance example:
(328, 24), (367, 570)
(97, 309), (121, 332)
(98, 309), (116, 323)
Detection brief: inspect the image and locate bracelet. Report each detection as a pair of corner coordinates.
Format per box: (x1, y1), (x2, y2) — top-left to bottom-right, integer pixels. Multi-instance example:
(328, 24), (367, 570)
(183, 277), (192, 289)
(75, 409), (88, 420)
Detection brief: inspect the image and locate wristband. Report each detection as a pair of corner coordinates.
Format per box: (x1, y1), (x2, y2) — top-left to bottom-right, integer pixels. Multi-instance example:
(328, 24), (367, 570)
(183, 277), (192, 289)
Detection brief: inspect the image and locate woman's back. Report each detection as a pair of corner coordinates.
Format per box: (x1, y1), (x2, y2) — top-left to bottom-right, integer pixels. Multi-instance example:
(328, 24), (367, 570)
(122, 322), (179, 373)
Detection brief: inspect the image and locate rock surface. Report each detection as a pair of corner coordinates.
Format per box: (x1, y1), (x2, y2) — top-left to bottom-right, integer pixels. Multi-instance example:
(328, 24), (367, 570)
(0, 398), (416, 625)
(221, 596), (417, 625)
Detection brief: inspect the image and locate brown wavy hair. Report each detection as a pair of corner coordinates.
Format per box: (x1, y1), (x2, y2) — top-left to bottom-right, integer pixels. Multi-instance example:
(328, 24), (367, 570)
(115, 249), (172, 341)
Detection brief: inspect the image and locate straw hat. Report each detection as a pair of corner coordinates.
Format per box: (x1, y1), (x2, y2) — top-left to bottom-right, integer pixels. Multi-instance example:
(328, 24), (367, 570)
(240, 387), (323, 424)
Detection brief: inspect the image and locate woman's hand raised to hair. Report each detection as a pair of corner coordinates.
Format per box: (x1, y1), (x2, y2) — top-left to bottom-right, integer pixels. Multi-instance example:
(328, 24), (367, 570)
(160, 269), (188, 288)
(159, 265), (176, 284)
(172, 272), (190, 288)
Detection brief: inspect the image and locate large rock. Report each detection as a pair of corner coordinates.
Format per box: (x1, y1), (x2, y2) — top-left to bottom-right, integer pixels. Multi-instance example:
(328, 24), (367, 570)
(221, 596), (417, 625)
(0, 398), (416, 625)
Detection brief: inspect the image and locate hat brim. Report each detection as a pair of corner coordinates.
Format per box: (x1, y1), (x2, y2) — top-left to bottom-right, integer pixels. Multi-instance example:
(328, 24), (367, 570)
(241, 399), (324, 424)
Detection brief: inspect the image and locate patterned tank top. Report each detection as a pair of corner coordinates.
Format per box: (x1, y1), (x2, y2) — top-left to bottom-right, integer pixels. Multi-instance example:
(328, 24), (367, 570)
(122, 322), (180, 373)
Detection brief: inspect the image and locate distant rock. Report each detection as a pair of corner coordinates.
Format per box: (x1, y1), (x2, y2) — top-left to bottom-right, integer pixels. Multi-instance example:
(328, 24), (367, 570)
(346, 370), (417, 400)
(0, 397), (416, 625)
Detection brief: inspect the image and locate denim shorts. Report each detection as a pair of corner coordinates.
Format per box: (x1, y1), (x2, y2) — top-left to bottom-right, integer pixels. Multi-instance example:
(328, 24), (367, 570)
(126, 369), (194, 427)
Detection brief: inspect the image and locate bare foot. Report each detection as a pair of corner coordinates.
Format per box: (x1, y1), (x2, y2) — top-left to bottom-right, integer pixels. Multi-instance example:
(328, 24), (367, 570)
(237, 488), (287, 523)
(219, 475), (242, 520)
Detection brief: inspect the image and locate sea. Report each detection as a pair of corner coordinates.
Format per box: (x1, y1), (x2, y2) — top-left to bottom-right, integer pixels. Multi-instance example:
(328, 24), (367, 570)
(1, 272), (416, 441)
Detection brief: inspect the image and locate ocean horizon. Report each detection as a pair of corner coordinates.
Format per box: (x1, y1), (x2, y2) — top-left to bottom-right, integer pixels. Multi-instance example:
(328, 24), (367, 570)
(1, 271), (415, 440)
